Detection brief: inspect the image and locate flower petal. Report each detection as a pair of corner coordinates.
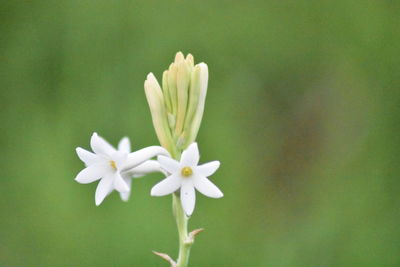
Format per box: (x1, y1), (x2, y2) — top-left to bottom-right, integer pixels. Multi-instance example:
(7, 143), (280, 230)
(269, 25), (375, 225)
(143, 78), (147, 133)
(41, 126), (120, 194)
(76, 147), (100, 166)
(124, 160), (164, 177)
(193, 175), (223, 198)
(90, 132), (116, 157)
(122, 146), (170, 171)
(113, 172), (130, 193)
(158, 155), (179, 174)
(196, 161), (220, 177)
(119, 178), (132, 201)
(75, 163), (110, 184)
(180, 182), (196, 216)
(181, 143), (199, 166)
(151, 174), (181, 196)
(95, 175), (114, 206)
(118, 137), (131, 153)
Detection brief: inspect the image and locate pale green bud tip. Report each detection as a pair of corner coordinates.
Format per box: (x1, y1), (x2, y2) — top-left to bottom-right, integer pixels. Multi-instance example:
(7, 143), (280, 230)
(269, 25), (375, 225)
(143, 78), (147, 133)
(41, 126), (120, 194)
(185, 54), (194, 68)
(175, 51), (185, 63)
(145, 73), (164, 100)
(197, 63), (209, 92)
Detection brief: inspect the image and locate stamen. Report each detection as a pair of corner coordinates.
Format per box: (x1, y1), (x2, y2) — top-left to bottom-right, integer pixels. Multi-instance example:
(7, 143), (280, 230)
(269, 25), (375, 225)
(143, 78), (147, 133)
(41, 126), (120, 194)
(181, 166), (193, 177)
(110, 160), (117, 170)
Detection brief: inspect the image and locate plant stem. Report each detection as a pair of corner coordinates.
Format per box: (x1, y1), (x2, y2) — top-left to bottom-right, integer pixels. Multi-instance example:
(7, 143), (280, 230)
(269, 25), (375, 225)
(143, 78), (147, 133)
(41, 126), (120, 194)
(168, 145), (193, 266)
(173, 193), (192, 267)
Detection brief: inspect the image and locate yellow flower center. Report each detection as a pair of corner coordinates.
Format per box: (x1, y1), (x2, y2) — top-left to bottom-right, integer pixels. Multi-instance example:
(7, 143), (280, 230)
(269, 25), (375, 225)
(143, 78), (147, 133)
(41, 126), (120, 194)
(181, 166), (193, 177)
(110, 160), (117, 170)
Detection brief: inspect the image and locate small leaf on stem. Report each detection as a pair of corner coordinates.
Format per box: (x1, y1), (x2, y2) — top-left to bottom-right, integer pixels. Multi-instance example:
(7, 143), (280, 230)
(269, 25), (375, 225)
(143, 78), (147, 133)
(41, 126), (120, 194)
(186, 228), (205, 244)
(152, 251), (177, 267)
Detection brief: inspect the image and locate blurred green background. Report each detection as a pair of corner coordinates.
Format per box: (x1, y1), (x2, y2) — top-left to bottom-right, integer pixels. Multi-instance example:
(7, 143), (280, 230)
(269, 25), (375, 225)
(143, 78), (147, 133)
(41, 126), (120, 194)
(1, 1), (399, 266)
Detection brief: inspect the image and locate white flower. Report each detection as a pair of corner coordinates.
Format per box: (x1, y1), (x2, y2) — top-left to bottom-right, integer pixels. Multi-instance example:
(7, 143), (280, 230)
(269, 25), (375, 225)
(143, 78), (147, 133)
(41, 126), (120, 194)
(151, 143), (223, 216)
(75, 132), (168, 205)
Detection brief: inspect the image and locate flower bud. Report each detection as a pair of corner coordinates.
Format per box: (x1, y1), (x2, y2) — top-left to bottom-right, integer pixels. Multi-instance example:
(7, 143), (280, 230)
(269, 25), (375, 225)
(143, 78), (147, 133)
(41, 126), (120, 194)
(144, 73), (174, 153)
(145, 52), (209, 155)
(184, 63), (208, 146)
(175, 61), (190, 135)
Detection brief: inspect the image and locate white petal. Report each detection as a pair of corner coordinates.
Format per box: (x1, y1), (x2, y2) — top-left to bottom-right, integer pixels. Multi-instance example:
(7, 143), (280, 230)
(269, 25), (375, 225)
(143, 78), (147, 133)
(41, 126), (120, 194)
(118, 137), (131, 153)
(193, 175), (223, 198)
(113, 172), (130, 193)
(158, 155), (179, 174)
(95, 175), (114, 206)
(181, 143), (199, 166)
(119, 178), (132, 201)
(124, 160), (164, 177)
(75, 163), (110, 184)
(180, 182), (196, 216)
(196, 161), (220, 177)
(151, 174), (181, 196)
(122, 146), (170, 171)
(90, 132), (116, 157)
(76, 147), (100, 166)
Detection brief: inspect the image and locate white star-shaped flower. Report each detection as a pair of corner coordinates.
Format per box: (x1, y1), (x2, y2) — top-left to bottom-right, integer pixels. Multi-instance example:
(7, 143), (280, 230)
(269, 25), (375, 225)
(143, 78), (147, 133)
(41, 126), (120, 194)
(75, 132), (168, 205)
(151, 143), (223, 216)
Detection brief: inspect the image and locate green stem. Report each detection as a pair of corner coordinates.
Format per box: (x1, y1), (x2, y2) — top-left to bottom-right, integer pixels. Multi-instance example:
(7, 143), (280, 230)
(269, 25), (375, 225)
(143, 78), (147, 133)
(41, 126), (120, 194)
(173, 193), (192, 267)
(167, 142), (193, 267)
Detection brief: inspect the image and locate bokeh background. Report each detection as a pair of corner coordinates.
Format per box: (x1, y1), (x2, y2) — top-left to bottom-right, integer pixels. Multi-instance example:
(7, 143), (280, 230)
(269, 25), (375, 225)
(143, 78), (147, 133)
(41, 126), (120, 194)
(1, 1), (399, 266)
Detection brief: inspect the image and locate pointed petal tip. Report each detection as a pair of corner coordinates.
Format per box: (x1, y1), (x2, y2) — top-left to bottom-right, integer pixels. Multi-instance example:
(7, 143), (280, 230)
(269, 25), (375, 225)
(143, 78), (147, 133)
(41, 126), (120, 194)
(197, 62), (208, 70)
(146, 72), (156, 81)
(95, 196), (103, 206)
(150, 188), (160, 197)
(115, 179), (130, 193)
(190, 142), (198, 147)
(150, 186), (165, 197)
(118, 137), (131, 153)
(175, 51), (184, 61)
(190, 142), (199, 152)
(120, 193), (130, 202)
(90, 132), (98, 147)
(151, 174), (181, 197)
(75, 147), (83, 158)
(197, 161), (221, 177)
(181, 142), (200, 166)
(212, 161), (221, 169)
(184, 207), (193, 216)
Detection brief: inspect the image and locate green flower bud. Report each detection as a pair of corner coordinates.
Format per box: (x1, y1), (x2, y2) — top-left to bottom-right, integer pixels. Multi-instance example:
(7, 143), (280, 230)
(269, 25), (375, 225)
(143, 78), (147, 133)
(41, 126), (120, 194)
(144, 52), (209, 155)
(144, 73), (175, 154)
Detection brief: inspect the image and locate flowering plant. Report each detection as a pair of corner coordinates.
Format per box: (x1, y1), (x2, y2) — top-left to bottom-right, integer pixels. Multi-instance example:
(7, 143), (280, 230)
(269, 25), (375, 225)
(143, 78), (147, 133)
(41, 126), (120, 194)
(75, 52), (223, 267)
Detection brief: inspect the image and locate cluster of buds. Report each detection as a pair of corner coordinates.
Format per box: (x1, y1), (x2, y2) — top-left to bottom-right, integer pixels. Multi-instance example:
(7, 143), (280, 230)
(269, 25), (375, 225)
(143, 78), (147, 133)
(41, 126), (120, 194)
(144, 52), (208, 155)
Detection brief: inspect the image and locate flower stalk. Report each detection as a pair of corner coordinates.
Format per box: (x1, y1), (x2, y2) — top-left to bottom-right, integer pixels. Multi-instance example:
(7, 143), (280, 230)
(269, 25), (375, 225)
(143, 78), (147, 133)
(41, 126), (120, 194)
(145, 52), (215, 267)
(173, 193), (190, 267)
